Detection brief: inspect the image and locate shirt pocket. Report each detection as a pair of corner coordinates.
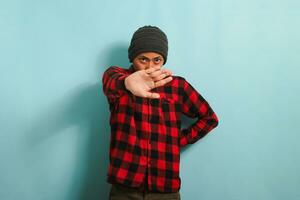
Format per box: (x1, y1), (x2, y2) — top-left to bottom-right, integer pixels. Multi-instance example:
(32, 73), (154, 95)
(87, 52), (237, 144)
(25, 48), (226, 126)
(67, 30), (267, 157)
(161, 98), (176, 112)
(160, 97), (181, 150)
(160, 97), (181, 128)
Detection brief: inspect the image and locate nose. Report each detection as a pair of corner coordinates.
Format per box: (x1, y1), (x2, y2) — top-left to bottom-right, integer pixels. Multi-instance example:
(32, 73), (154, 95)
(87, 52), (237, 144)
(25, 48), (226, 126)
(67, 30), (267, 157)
(146, 61), (155, 69)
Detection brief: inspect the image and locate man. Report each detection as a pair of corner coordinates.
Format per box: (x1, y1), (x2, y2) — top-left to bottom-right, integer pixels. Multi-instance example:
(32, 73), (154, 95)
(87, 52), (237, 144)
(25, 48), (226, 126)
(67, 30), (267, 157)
(102, 25), (219, 200)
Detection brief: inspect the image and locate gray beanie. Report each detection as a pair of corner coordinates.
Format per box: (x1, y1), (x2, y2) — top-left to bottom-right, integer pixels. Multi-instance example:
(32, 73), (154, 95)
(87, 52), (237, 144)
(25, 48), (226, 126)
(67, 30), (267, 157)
(128, 25), (168, 64)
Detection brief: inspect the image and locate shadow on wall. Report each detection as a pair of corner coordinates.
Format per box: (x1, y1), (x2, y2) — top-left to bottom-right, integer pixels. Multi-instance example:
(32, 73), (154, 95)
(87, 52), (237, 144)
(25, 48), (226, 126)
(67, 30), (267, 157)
(76, 44), (131, 200)
(25, 44), (130, 200)
(77, 44), (131, 199)
(26, 82), (109, 199)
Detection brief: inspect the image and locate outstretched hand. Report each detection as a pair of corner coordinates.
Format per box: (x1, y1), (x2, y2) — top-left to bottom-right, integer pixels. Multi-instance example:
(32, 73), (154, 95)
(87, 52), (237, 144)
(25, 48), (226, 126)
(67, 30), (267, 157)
(124, 66), (173, 98)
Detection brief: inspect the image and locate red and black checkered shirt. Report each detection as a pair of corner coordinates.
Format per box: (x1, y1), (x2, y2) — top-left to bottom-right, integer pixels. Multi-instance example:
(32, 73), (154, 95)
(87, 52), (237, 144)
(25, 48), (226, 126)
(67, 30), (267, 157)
(102, 66), (219, 193)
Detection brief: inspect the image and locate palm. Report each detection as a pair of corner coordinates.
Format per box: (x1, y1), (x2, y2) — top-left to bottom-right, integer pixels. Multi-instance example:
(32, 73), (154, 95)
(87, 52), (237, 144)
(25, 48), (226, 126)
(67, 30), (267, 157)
(125, 71), (155, 97)
(125, 67), (172, 98)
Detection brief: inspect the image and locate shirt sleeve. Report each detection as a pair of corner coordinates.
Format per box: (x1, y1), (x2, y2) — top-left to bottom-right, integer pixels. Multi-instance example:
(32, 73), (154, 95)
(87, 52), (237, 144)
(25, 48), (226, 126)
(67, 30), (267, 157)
(180, 78), (219, 148)
(102, 66), (130, 102)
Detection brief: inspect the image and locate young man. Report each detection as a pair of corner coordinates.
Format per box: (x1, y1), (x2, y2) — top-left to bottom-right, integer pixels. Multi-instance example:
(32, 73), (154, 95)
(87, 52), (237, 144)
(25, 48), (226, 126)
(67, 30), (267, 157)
(102, 25), (219, 200)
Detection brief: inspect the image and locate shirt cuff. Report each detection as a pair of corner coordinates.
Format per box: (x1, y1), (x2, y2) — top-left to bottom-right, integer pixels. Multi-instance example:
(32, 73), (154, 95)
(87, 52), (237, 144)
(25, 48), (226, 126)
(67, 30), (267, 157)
(180, 129), (189, 147)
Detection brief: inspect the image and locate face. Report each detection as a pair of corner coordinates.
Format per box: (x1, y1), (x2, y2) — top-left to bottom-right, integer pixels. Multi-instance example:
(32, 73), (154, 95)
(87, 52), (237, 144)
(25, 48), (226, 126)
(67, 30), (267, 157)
(132, 52), (164, 71)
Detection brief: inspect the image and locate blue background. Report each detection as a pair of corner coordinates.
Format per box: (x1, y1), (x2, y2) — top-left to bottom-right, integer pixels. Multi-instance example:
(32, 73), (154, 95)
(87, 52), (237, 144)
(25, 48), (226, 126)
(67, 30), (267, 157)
(1, 0), (299, 199)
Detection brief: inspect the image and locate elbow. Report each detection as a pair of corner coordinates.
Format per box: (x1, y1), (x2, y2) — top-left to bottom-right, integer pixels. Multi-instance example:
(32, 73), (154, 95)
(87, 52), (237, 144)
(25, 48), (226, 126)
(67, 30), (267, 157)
(211, 112), (219, 128)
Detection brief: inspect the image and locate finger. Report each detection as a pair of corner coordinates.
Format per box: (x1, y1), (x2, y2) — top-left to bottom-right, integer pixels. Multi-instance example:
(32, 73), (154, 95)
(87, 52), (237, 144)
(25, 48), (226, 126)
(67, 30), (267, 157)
(152, 70), (172, 81)
(148, 69), (172, 80)
(144, 92), (160, 99)
(148, 69), (163, 77)
(154, 76), (173, 88)
(163, 69), (172, 76)
(145, 66), (161, 74)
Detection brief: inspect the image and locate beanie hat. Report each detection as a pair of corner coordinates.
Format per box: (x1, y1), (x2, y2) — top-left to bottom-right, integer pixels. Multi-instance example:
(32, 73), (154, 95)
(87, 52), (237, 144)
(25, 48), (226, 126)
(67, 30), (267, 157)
(128, 25), (168, 64)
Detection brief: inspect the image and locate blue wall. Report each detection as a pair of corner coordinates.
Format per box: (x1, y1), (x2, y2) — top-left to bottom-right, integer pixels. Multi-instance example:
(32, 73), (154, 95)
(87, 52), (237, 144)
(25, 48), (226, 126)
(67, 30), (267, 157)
(1, 0), (299, 199)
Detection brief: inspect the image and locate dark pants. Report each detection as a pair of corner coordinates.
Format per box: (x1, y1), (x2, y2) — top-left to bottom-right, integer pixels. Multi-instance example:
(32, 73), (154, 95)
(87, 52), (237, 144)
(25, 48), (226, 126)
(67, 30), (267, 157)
(109, 184), (181, 200)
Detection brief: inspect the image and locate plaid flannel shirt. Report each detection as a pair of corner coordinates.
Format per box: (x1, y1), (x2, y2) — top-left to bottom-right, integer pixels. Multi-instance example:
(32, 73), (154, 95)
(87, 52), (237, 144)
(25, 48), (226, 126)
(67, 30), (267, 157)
(102, 66), (219, 193)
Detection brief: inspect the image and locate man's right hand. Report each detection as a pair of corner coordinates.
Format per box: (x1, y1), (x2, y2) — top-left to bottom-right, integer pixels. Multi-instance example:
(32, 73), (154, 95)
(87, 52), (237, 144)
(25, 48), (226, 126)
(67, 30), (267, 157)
(124, 66), (173, 98)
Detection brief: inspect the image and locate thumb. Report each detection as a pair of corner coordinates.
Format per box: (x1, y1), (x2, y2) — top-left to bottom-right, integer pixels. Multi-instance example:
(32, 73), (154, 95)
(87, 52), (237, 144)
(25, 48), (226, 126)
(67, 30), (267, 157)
(145, 92), (160, 99)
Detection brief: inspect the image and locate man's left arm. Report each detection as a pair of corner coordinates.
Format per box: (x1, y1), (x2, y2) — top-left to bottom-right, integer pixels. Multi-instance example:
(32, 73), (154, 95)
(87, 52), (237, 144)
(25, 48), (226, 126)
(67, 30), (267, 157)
(179, 78), (219, 148)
